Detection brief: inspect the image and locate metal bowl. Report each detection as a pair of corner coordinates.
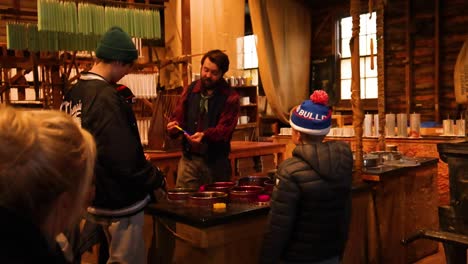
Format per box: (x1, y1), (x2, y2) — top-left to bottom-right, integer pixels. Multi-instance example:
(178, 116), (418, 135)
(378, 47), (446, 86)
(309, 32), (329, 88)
(202, 182), (235, 193)
(229, 185), (264, 203)
(167, 188), (197, 202)
(187, 191), (228, 207)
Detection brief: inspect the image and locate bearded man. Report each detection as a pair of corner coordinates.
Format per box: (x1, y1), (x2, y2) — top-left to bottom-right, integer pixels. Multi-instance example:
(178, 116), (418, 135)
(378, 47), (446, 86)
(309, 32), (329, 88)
(167, 50), (240, 189)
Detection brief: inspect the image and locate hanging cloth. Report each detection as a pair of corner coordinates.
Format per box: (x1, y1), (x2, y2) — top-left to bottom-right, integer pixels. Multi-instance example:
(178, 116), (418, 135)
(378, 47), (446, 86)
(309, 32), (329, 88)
(454, 39), (468, 104)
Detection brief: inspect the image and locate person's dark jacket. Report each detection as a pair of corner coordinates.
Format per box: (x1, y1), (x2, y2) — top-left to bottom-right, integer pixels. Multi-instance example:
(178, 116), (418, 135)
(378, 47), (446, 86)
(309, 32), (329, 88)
(0, 207), (69, 264)
(260, 141), (353, 263)
(62, 73), (165, 211)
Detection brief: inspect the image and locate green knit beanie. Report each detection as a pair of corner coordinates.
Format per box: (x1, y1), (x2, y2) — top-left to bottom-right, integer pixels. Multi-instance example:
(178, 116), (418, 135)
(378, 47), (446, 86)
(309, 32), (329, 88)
(95, 26), (138, 63)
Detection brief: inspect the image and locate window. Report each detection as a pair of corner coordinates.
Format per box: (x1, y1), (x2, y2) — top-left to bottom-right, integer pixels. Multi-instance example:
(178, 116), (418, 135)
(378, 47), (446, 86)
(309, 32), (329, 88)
(237, 34), (258, 70)
(340, 12), (377, 100)
(236, 34), (259, 86)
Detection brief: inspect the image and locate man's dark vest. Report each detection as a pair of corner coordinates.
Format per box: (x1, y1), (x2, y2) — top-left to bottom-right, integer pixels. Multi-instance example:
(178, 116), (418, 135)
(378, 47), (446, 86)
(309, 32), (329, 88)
(183, 82), (231, 162)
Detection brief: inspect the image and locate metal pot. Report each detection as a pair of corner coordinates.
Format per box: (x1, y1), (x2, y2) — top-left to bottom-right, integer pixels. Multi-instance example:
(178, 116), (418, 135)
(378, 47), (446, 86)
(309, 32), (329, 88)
(363, 154), (379, 167)
(187, 191), (228, 207)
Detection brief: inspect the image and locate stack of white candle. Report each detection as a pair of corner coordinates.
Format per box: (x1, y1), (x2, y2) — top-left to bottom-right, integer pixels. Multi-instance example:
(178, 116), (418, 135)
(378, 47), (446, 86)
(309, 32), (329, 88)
(456, 119), (466, 136)
(373, 114), (379, 137)
(443, 119), (454, 136)
(363, 114), (373, 137)
(119, 73), (159, 99)
(397, 113), (408, 137)
(386, 113), (396, 137)
(137, 119), (151, 146)
(409, 113), (421, 137)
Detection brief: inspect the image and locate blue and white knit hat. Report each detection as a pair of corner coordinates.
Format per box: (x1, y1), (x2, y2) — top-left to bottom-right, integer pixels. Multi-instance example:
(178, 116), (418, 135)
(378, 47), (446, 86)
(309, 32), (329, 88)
(290, 90), (332, 135)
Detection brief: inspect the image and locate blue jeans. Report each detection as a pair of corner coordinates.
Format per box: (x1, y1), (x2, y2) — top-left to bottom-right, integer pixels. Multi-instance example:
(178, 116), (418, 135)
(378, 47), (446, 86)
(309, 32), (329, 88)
(86, 211), (146, 264)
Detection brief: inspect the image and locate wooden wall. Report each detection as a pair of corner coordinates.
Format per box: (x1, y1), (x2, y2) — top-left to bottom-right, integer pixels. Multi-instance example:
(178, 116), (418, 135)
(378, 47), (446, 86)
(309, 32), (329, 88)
(2, 0), (467, 123)
(311, 0), (468, 123)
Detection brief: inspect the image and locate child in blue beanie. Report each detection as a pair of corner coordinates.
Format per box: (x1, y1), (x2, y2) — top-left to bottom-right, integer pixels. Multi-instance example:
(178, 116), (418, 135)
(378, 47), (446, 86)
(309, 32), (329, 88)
(260, 90), (353, 264)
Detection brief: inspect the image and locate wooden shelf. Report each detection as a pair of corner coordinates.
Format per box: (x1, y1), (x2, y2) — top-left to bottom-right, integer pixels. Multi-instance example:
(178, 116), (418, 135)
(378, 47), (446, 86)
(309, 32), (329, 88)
(10, 100), (43, 104)
(235, 123), (257, 129)
(259, 115), (278, 120)
(232, 85), (258, 140)
(9, 100), (44, 108)
(233, 85), (257, 89)
(240, 103), (257, 107)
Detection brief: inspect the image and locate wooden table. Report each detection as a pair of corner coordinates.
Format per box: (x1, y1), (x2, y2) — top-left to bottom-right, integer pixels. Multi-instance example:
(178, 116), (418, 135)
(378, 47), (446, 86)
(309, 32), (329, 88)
(145, 141), (285, 188)
(144, 202), (270, 264)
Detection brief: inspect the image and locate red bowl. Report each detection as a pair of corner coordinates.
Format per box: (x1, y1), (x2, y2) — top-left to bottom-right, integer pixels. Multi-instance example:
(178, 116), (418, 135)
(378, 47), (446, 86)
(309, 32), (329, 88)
(202, 182), (235, 193)
(187, 191), (228, 207)
(263, 179), (275, 194)
(238, 176), (271, 187)
(167, 188), (197, 202)
(229, 185), (264, 203)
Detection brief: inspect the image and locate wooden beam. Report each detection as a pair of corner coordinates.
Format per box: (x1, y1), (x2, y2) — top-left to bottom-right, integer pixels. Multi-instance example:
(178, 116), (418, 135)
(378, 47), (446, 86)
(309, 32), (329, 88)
(377, 0), (386, 151)
(181, 0), (191, 87)
(71, 0), (164, 9)
(405, 0), (413, 115)
(434, 0), (440, 122)
(0, 9), (36, 17)
(350, 0), (363, 180)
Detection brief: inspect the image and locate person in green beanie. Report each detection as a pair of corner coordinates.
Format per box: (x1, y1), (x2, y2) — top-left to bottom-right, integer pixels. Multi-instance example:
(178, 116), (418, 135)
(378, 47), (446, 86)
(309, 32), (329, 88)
(61, 26), (166, 264)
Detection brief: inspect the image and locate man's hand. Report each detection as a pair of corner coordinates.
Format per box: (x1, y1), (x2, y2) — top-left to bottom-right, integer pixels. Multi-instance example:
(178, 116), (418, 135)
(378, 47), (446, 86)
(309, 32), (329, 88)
(166, 121), (180, 134)
(187, 132), (204, 144)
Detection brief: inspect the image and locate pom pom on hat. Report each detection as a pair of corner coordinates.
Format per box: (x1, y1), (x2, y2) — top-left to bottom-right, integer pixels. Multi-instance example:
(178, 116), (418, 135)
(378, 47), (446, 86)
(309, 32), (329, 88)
(290, 90), (332, 136)
(310, 90), (329, 105)
(95, 27), (138, 63)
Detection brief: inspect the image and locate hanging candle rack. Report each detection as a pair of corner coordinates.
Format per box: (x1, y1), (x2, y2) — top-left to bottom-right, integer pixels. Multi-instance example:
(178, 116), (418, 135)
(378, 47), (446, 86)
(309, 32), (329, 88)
(6, 0), (163, 52)
(38, 0), (162, 39)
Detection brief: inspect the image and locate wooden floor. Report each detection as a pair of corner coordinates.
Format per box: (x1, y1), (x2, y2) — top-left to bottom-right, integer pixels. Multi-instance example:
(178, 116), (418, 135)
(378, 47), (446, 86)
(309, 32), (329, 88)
(82, 242), (458, 264)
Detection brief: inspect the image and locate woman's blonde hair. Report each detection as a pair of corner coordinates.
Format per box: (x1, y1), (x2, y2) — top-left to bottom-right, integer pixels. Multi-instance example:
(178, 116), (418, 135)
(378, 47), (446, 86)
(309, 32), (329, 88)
(0, 106), (96, 227)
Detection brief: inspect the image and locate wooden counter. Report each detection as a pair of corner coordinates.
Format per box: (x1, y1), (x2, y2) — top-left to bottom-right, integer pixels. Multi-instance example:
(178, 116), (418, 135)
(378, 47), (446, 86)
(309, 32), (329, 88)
(363, 157), (440, 263)
(142, 151), (439, 263)
(142, 183), (378, 264)
(144, 202), (270, 264)
(272, 134), (464, 205)
(145, 141), (285, 188)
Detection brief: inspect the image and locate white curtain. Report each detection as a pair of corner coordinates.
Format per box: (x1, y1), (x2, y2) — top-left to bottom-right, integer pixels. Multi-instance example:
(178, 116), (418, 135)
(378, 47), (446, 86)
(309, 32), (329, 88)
(249, 0), (311, 123)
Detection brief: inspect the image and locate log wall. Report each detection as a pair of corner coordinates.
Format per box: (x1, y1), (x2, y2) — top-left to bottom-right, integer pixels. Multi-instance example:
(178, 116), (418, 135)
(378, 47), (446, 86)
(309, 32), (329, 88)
(311, 0), (468, 122)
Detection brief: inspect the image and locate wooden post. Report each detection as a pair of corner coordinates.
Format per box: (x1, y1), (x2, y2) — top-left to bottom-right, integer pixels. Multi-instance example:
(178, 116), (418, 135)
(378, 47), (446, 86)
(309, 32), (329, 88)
(434, 0), (440, 123)
(350, 0), (363, 179)
(377, 0), (386, 151)
(181, 0), (191, 88)
(405, 0), (413, 116)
